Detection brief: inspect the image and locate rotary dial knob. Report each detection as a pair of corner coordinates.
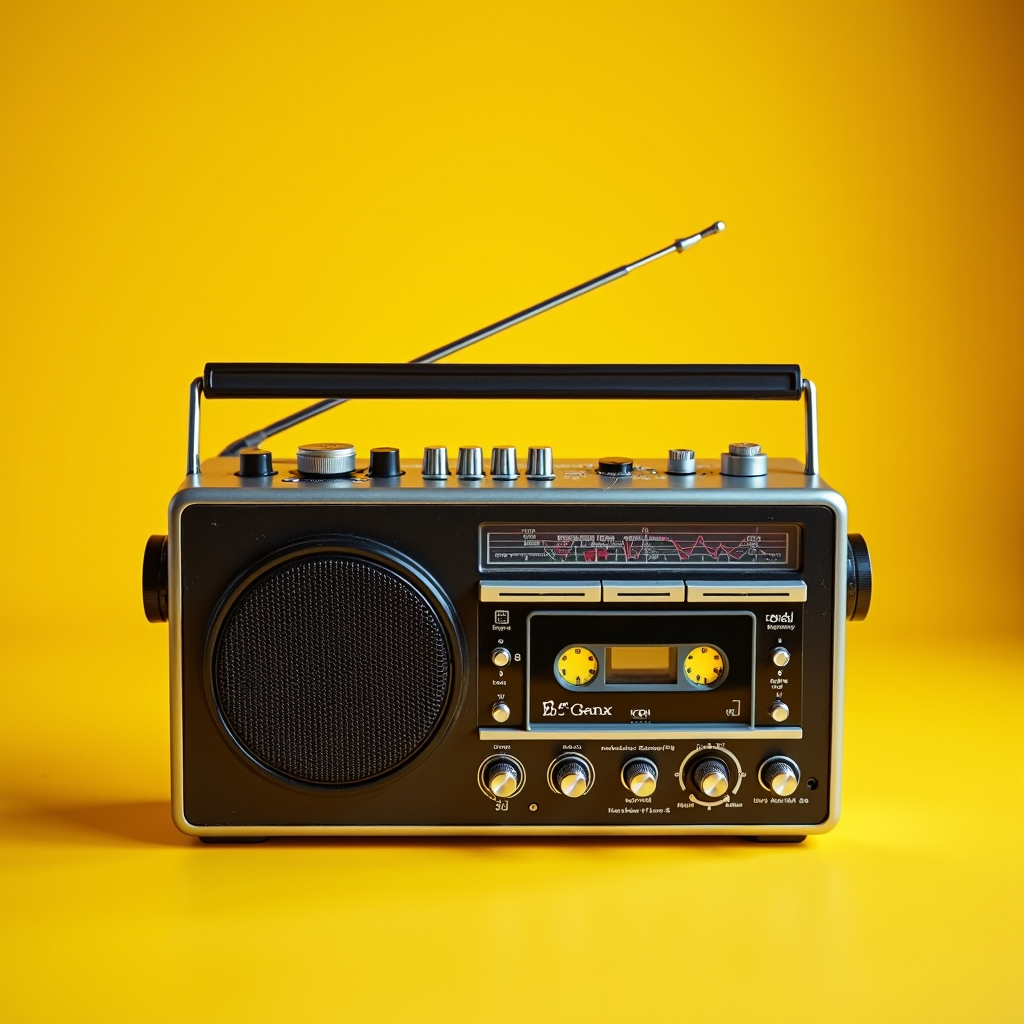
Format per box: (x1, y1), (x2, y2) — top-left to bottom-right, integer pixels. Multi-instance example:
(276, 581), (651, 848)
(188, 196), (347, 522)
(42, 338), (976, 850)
(760, 758), (800, 796)
(490, 647), (511, 667)
(485, 759), (521, 798)
(692, 758), (730, 798)
(622, 758), (658, 796)
(554, 758), (590, 798)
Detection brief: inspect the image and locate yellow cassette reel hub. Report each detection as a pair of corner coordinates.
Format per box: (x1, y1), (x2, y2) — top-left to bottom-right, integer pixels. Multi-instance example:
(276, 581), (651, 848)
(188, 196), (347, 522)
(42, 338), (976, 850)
(557, 646), (598, 686)
(684, 645), (725, 686)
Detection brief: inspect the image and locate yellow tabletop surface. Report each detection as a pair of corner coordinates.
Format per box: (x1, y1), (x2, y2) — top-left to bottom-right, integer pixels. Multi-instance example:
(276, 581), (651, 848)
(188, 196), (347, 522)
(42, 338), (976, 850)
(1, 2), (1021, 1022)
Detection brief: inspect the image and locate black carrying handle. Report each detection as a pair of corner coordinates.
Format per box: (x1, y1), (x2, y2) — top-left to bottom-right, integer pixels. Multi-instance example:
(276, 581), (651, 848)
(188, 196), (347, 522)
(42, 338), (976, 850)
(202, 363), (803, 401)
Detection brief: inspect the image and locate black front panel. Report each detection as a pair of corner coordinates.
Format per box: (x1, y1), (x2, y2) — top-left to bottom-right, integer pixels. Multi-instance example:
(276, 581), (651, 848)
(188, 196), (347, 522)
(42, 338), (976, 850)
(179, 502), (836, 830)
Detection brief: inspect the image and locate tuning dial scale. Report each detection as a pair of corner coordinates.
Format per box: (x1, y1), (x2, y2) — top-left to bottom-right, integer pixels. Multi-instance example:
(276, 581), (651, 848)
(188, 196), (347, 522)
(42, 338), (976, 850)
(479, 755), (525, 800)
(548, 754), (594, 798)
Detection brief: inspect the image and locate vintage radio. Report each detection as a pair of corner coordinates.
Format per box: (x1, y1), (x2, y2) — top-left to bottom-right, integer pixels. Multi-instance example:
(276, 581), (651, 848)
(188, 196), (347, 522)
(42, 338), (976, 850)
(143, 225), (871, 842)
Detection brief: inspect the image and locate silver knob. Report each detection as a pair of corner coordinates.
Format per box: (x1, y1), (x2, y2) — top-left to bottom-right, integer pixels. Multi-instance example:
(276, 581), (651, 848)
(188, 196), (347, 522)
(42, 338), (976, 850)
(526, 446), (555, 480)
(761, 758), (800, 796)
(769, 700), (791, 723)
(296, 442), (356, 477)
(622, 758), (658, 796)
(720, 441), (768, 477)
(421, 446), (450, 479)
(667, 449), (696, 475)
(490, 446), (519, 480)
(485, 759), (521, 798)
(491, 702), (511, 724)
(771, 647), (791, 667)
(554, 758), (590, 798)
(693, 758), (730, 799)
(456, 446), (485, 479)
(490, 648), (511, 667)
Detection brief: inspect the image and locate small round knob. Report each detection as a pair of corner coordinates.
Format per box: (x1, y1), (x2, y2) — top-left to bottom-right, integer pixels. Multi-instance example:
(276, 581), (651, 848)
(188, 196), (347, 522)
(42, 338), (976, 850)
(490, 647), (511, 667)
(622, 758), (658, 796)
(367, 447), (401, 477)
(237, 446), (275, 477)
(720, 441), (768, 478)
(761, 758), (800, 796)
(491, 702), (511, 724)
(456, 446), (485, 479)
(597, 457), (633, 476)
(297, 442), (356, 477)
(771, 647), (791, 667)
(554, 758), (590, 798)
(485, 760), (521, 798)
(421, 446), (450, 479)
(769, 700), (790, 723)
(693, 758), (730, 798)
(490, 446), (519, 480)
(526, 446), (555, 480)
(667, 449), (695, 475)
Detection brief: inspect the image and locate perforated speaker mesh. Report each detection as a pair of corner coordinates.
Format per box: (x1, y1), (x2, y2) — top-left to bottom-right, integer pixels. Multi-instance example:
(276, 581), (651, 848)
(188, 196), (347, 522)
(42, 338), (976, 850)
(213, 552), (453, 785)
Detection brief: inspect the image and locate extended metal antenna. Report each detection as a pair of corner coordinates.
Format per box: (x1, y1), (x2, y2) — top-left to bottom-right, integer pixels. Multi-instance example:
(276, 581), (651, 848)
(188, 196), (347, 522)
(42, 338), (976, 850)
(219, 222), (726, 456)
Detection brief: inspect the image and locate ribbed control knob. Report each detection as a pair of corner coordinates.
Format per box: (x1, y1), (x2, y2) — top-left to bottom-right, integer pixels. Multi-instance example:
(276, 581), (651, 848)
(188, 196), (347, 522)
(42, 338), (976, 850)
(367, 447), (401, 477)
(526, 446), (555, 480)
(692, 758), (730, 798)
(769, 700), (791, 723)
(485, 760), (521, 798)
(297, 442), (356, 477)
(421, 446), (450, 479)
(622, 758), (658, 796)
(667, 448), (696, 475)
(761, 758), (800, 796)
(554, 758), (590, 798)
(456, 446), (485, 479)
(490, 446), (519, 480)
(720, 441), (768, 477)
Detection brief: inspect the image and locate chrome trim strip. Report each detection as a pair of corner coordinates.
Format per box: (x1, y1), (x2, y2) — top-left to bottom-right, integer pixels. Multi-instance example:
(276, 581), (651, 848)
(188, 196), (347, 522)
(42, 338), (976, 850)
(601, 580), (686, 603)
(685, 581), (808, 603)
(479, 581), (602, 603)
(176, 823), (825, 837)
(480, 726), (802, 741)
(187, 377), (203, 476)
(802, 378), (819, 476)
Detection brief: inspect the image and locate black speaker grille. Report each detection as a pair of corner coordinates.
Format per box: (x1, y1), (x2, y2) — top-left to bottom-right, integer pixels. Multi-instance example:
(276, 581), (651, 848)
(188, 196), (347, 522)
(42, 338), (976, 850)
(213, 553), (453, 785)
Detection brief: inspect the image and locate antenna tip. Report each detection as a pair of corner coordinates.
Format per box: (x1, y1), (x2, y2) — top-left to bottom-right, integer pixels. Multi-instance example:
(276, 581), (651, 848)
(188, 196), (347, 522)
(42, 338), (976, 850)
(715, 220), (726, 232)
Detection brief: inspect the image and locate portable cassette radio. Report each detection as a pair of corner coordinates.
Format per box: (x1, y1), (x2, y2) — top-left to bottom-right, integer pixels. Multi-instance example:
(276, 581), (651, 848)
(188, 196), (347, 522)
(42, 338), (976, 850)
(143, 225), (871, 842)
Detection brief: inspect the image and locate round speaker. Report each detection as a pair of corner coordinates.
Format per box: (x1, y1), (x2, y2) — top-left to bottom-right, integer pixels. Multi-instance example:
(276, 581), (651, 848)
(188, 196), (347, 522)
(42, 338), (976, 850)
(208, 542), (458, 786)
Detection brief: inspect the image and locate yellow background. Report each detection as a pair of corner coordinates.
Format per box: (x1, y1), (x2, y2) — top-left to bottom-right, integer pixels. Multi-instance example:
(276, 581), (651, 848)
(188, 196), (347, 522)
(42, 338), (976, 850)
(1, 2), (1021, 1022)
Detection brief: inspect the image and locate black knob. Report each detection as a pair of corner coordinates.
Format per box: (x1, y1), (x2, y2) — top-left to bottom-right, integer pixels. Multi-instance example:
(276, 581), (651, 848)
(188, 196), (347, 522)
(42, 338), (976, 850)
(846, 533), (872, 621)
(142, 535), (168, 623)
(597, 457), (633, 476)
(368, 447), (402, 477)
(237, 447), (275, 477)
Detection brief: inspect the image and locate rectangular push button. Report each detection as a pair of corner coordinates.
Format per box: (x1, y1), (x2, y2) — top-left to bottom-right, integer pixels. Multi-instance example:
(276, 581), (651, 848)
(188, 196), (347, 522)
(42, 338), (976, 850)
(686, 581), (807, 603)
(601, 581), (686, 603)
(478, 581), (602, 603)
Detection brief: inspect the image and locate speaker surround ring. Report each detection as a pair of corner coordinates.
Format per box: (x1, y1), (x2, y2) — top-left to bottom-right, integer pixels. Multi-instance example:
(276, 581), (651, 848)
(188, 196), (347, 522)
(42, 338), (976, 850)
(205, 537), (462, 788)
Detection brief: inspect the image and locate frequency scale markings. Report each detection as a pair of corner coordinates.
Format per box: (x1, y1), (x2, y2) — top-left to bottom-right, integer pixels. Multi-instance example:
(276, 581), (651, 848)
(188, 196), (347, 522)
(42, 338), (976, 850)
(483, 524), (798, 569)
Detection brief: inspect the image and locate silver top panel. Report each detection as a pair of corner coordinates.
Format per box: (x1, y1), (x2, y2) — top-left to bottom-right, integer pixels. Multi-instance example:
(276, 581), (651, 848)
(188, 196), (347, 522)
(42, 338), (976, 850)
(176, 457), (844, 508)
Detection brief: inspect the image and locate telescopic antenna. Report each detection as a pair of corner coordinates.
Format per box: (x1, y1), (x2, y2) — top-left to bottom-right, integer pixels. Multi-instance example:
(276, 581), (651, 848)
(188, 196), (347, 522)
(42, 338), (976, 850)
(219, 221), (726, 456)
